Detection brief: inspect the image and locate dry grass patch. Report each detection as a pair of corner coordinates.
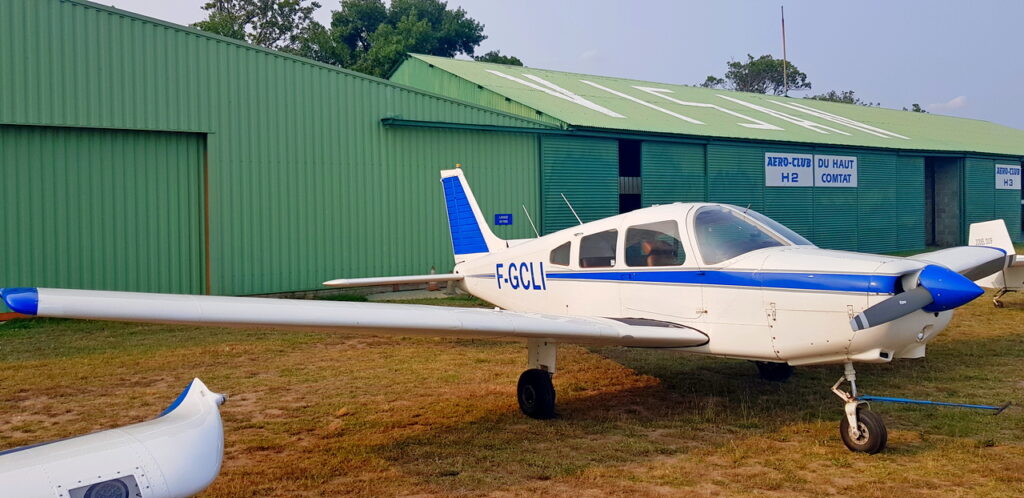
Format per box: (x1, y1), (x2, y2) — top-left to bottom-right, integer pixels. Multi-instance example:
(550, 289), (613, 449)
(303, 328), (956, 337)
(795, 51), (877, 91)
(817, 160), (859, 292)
(1, 291), (1022, 496)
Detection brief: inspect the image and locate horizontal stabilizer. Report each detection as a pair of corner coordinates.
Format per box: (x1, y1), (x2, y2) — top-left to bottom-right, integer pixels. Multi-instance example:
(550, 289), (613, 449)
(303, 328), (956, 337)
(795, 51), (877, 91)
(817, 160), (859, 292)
(323, 273), (463, 288)
(2, 288), (707, 348)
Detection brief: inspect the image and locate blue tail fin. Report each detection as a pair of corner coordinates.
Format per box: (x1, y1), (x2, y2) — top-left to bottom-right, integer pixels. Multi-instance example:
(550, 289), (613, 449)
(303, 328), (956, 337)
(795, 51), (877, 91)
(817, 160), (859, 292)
(440, 168), (503, 262)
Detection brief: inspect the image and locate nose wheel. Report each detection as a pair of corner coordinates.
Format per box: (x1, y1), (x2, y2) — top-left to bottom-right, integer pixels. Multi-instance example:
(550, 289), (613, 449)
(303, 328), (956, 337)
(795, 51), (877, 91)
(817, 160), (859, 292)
(832, 362), (888, 454)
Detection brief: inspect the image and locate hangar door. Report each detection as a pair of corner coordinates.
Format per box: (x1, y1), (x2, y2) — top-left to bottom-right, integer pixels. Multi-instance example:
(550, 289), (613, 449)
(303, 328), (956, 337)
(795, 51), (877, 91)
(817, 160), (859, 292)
(641, 141), (706, 206)
(0, 125), (204, 311)
(540, 135), (618, 234)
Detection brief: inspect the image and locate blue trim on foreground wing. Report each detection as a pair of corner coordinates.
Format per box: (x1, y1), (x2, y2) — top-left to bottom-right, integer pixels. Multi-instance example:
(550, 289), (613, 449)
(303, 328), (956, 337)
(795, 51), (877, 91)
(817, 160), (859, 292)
(545, 271), (899, 294)
(441, 176), (489, 255)
(0, 288), (39, 315)
(159, 379), (196, 417)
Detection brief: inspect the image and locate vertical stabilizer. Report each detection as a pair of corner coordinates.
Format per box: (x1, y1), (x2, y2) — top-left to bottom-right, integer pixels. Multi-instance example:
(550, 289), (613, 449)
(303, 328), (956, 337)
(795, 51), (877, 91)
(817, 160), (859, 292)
(969, 219), (1015, 254)
(969, 219), (1014, 288)
(440, 168), (504, 263)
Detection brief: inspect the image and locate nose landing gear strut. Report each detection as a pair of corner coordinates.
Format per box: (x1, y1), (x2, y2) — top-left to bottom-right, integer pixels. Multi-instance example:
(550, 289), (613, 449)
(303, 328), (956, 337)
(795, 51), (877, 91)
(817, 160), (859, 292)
(832, 363), (888, 454)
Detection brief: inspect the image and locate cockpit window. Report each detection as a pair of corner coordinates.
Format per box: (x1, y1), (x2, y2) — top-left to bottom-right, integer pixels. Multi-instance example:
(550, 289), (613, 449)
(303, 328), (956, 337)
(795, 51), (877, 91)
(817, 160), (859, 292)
(579, 229), (617, 268)
(743, 209), (814, 246)
(694, 206), (788, 264)
(625, 220), (685, 267)
(550, 242), (571, 266)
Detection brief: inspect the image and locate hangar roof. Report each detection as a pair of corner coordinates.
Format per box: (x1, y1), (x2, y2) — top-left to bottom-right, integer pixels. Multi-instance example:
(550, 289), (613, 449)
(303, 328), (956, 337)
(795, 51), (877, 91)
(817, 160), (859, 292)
(394, 54), (1024, 158)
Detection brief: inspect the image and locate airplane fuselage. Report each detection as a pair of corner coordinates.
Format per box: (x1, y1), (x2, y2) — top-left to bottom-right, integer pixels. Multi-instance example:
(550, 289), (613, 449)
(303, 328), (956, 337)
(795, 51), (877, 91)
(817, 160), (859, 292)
(456, 203), (952, 366)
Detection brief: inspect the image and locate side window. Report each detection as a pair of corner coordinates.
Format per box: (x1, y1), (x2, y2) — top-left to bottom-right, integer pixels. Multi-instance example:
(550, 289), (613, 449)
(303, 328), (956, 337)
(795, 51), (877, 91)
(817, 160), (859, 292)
(579, 230), (618, 268)
(625, 220), (686, 267)
(550, 241), (571, 266)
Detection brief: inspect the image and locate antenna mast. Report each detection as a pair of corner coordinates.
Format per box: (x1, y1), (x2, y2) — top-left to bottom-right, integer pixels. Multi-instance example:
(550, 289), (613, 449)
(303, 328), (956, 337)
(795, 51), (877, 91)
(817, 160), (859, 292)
(560, 193), (583, 225)
(522, 204), (540, 237)
(781, 5), (788, 96)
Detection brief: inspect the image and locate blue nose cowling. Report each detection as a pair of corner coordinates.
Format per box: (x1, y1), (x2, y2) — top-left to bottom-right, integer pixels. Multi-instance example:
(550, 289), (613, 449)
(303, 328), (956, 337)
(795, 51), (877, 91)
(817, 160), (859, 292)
(0, 287), (39, 315)
(918, 265), (984, 312)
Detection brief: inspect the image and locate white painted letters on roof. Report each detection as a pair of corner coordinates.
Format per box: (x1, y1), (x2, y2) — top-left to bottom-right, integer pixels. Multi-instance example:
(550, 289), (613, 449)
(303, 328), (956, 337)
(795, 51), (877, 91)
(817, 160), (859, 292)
(770, 100), (910, 139)
(716, 95), (849, 135)
(634, 87), (781, 131)
(580, 81), (704, 125)
(486, 70), (625, 118)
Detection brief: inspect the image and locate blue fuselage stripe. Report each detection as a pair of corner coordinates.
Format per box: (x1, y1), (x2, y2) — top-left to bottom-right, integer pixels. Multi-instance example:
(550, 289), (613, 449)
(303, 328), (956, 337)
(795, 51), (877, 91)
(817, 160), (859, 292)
(544, 270), (897, 294)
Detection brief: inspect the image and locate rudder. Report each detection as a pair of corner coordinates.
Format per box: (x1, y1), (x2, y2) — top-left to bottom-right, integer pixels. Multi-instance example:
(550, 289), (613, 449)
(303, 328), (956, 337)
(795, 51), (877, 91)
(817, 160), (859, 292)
(440, 168), (504, 263)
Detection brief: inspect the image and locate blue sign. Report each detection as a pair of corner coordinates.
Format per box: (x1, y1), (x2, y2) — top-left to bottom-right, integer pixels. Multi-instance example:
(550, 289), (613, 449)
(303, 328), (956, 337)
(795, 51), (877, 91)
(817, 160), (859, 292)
(494, 213), (513, 225)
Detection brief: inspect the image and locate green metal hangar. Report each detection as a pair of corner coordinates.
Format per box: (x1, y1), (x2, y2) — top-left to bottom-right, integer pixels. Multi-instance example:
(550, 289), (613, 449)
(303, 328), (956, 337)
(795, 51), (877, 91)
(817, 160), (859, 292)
(390, 54), (1024, 251)
(0, 0), (548, 312)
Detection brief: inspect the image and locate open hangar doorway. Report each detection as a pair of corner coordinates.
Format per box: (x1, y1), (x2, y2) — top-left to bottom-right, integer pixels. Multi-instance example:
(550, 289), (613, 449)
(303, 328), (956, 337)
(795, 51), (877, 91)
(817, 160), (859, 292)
(924, 157), (963, 247)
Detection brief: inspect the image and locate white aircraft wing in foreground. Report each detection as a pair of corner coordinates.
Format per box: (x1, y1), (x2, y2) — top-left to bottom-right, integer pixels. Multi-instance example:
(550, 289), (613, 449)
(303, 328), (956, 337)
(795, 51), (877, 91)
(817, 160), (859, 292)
(0, 378), (225, 498)
(0, 287), (707, 348)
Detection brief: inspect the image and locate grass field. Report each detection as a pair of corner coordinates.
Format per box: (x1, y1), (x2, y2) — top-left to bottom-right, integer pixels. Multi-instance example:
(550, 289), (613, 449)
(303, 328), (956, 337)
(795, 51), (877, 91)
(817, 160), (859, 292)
(1, 292), (1023, 496)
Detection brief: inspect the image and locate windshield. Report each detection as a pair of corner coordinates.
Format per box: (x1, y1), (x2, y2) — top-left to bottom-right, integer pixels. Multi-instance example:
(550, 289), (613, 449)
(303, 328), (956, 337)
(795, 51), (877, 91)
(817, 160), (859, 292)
(694, 206), (806, 264)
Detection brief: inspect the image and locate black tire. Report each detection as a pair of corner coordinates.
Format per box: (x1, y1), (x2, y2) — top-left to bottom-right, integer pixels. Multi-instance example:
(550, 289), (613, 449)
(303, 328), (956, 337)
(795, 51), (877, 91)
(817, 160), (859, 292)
(754, 361), (794, 382)
(839, 409), (888, 454)
(517, 369), (556, 419)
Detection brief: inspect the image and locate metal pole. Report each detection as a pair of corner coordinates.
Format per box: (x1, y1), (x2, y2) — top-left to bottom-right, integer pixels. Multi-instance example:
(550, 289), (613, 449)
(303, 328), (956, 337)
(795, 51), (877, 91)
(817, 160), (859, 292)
(781, 5), (788, 96)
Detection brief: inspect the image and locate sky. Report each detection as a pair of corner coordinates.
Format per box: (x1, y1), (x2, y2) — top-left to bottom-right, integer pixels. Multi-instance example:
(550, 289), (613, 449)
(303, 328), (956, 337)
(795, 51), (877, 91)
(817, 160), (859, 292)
(101, 0), (1024, 129)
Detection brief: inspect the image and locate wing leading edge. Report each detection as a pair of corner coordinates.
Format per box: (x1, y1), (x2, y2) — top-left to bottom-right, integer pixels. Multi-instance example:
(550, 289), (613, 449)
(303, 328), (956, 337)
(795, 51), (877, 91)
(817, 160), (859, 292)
(1, 288), (707, 348)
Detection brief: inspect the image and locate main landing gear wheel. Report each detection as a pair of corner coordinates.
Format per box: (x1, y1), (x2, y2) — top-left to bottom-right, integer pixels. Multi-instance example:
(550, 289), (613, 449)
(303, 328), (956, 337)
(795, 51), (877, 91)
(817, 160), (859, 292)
(754, 361), (794, 382)
(517, 369), (556, 419)
(831, 362), (888, 454)
(839, 409), (888, 454)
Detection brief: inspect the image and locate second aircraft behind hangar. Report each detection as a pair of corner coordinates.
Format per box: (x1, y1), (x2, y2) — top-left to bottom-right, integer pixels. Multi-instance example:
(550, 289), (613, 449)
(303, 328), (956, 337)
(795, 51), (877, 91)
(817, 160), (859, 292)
(1, 167), (1011, 454)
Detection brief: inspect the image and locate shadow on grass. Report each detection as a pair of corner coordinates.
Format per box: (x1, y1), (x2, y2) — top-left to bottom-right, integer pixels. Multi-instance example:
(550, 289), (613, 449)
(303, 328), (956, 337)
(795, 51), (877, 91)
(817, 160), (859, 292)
(372, 326), (1023, 491)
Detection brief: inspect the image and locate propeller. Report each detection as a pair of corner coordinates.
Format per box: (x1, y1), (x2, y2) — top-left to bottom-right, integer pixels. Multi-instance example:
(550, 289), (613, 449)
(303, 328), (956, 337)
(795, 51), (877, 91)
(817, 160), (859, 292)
(850, 264), (983, 331)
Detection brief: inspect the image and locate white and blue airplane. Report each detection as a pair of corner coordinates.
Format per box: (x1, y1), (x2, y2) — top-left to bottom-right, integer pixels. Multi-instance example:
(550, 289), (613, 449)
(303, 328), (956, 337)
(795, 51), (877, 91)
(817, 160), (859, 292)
(0, 167), (1013, 458)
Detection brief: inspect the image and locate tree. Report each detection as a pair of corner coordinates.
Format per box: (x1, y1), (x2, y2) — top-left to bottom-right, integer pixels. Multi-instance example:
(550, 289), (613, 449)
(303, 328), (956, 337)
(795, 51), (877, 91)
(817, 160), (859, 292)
(808, 90), (878, 107)
(193, 0), (523, 77)
(903, 103), (928, 113)
(701, 54), (811, 95)
(327, 0), (491, 77)
(474, 50), (523, 66)
(192, 0), (322, 52)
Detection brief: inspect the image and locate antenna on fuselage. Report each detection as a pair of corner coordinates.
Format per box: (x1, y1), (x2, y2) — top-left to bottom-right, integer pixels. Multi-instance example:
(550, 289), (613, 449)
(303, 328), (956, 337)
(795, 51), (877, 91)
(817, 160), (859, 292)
(522, 204), (540, 237)
(560, 193), (583, 225)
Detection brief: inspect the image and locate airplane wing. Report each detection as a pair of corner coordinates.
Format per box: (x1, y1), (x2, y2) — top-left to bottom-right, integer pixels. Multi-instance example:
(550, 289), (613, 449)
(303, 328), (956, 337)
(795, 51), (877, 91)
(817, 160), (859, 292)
(0, 288), (707, 348)
(909, 246), (1008, 281)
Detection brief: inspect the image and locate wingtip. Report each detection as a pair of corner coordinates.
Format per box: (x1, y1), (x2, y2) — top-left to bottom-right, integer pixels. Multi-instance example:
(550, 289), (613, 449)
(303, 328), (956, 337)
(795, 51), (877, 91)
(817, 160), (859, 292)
(0, 287), (39, 315)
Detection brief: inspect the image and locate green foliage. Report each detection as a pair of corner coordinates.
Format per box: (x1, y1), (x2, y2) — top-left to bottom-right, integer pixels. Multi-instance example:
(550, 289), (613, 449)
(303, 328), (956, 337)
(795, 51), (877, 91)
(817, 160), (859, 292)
(194, 0), (516, 78)
(192, 0), (322, 52)
(473, 50), (523, 66)
(326, 0), (488, 77)
(904, 103), (929, 113)
(701, 54), (811, 96)
(808, 90), (879, 107)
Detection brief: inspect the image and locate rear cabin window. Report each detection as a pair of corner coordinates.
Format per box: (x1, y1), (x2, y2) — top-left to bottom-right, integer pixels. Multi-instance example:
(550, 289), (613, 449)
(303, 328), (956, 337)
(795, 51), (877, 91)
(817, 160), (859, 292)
(550, 242), (571, 266)
(625, 220), (686, 267)
(579, 230), (618, 268)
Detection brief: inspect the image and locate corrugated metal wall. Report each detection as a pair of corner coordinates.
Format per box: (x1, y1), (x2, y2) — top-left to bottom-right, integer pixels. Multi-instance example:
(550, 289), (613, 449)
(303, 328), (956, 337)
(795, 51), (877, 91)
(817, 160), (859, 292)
(540, 135), (618, 233)
(0, 125), (203, 311)
(640, 142), (706, 206)
(964, 157), (1023, 243)
(0, 0), (545, 297)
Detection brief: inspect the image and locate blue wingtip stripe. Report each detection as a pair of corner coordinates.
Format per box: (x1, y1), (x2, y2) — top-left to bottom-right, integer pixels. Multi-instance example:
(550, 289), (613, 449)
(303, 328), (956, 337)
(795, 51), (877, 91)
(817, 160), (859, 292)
(0, 288), (39, 315)
(442, 176), (489, 255)
(159, 379), (196, 417)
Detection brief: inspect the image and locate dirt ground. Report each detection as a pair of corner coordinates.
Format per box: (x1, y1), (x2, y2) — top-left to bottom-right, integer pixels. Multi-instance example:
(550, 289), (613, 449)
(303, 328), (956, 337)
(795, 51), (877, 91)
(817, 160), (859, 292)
(1, 292), (1022, 496)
